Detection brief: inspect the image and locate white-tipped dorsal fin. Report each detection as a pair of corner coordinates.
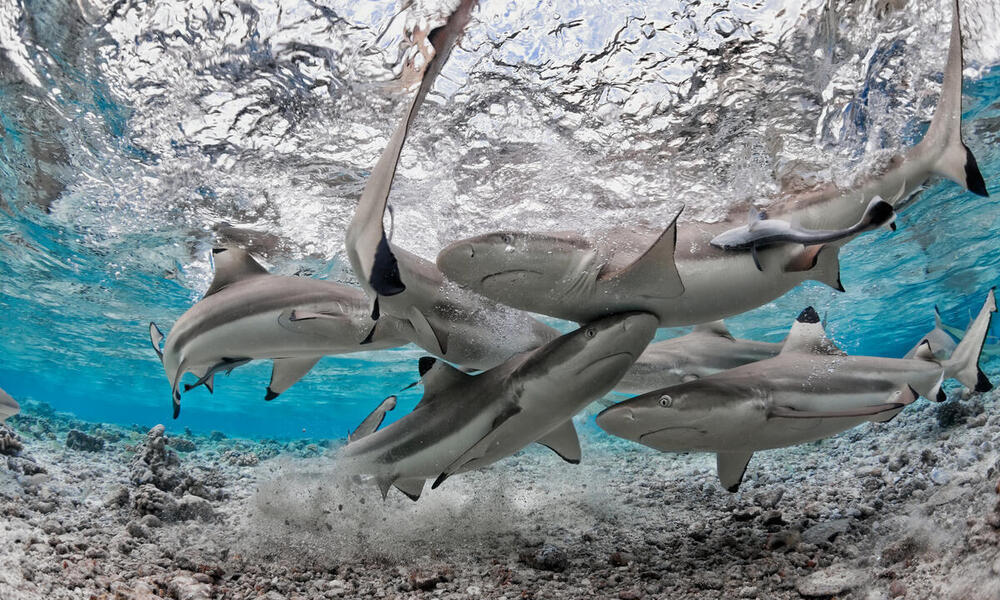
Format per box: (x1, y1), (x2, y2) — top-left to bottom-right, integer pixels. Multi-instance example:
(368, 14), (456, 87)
(717, 451), (753, 493)
(692, 320), (733, 340)
(779, 307), (845, 355)
(536, 420), (581, 464)
(911, 339), (939, 363)
(265, 356), (322, 401)
(392, 477), (426, 501)
(415, 357), (471, 407)
(349, 395), (397, 443)
(204, 246), (268, 297)
(598, 206), (684, 299)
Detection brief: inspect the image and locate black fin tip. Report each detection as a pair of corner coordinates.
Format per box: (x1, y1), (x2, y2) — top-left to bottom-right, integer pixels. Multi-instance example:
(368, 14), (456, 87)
(965, 147), (988, 197)
(797, 306), (821, 324)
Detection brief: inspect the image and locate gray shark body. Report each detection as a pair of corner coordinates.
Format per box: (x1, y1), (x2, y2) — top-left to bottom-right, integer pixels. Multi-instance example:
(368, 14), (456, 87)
(615, 321), (784, 394)
(344, 0), (558, 369)
(341, 312), (658, 501)
(0, 387), (19, 422)
(436, 0), (987, 327)
(150, 247), (411, 417)
(598, 291), (996, 491)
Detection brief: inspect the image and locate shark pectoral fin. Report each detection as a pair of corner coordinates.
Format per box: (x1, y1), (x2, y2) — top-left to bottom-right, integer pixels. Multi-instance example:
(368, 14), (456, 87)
(149, 322), (165, 363)
(348, 395), (397, 442)
(693, 320), (734, 340)
(414, 357), (472, 408)
(370, 232), (406, 296)
(360, 321), (378, 345)
(750, 245), (763, 271)
(433, 403), (522, 489)
(392, 477), (426, 502)
(408, 308), (448, 357)
(779, 307), (845, 356)
(203, 246), (269, 298)
(717, 451), (753, 493)
(599, 206), (684, 299)
(536, 420), (581, 464)
(266, 356), (322, 400)
(785, 245), (844, 292)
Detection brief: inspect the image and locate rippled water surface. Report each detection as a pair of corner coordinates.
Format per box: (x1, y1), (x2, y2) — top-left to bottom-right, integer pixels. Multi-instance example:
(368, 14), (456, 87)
(1, 0), (998, 437)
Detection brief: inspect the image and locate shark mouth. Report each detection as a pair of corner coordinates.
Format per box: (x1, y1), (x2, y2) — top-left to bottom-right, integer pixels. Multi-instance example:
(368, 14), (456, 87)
(575, 351), (634, 375)
(480, 269), (545, 286)
(638, 426), (709, 444)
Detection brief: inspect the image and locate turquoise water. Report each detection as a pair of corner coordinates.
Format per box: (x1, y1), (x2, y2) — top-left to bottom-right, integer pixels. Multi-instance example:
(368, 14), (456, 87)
(0, 0), (998, 439)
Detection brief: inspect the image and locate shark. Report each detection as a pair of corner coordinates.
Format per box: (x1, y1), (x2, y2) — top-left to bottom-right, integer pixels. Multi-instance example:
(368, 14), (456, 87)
(710, 197), (896, 271)
(435, 0), (988, 328)
(905, 305), (959, 360)
(597, 289), (996, 492)
(348, 395), (397, 443)
(149, 246), (412, 418)
(0, 387), (19, 422)
(340, 311), (659, 501)
(615, 320), (784, 394)
(344, 0), (559, 369)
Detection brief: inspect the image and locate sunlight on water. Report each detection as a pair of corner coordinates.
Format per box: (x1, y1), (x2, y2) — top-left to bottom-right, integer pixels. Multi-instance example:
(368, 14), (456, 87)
(0, 0), (998, 437)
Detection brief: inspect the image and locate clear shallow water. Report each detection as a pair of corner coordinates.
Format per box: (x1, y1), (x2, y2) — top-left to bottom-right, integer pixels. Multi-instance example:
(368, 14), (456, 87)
(0, 0), (998, 438)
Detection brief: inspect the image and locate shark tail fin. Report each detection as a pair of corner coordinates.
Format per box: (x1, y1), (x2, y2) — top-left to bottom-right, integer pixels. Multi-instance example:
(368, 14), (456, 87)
(943, 288), (997, 391)
(916, 0), (988, 197)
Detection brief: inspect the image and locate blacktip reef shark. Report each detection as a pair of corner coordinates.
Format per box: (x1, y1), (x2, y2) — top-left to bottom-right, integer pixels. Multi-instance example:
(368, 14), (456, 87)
(436, 0), (988, 328)
(149, 246), (412, 418)
(344, 0), (558, 369)
(597, 289), (996, 492)
(710, 197), (897, 271)
(0, 387), (19, 422)
(341, 312), (658, 501)
(614, 320), (784, 394)
(905, 305), (959, 360)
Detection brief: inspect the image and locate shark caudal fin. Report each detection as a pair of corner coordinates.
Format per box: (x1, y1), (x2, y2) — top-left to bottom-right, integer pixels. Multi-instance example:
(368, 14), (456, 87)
(915, 0), (988, 197)
(943, 288), (997, 391)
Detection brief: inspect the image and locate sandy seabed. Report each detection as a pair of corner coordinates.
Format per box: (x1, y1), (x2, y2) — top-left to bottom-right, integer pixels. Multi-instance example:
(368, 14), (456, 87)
(1, 390), (999, 600)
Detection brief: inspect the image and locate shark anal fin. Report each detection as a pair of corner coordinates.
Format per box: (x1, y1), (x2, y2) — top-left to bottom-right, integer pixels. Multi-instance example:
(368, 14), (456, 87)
(536, 419), (581, 464)
(370, 233), (406, 296)
(267, 356), (322, 399)
(149, 322), (165, 363)
(717, 451), (753, 493)
(599, 206), (684, 299)
(348, 395), (397, 442)
(204, 247), (269, 298)
(393, 477), (425, 501)
(409, 307), (449, 357)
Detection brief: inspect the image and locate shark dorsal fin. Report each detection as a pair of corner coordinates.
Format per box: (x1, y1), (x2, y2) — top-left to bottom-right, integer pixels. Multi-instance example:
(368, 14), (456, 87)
(911, 339), (939, 363)
(779, 307), (845, 355)
(204, 246), (268, 297)
(692, 320), (733, 340)
(598, 206), (684, 299)
(747, 206), (766, 231)
(415, 357), (471, 406)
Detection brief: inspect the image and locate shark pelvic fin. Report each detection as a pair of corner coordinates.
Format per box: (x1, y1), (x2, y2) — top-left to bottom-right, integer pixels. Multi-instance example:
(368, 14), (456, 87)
(536, 420), (581, 464)
(717, 451), (753, 493)
(376, 476), (393, 500)
(204, 246), (268, 298)
(392, 477), (426, 501)
(267, 356), (322, 400)
(692, 320), (734, 341)
(348, 395), (397, 442)
(408, 307), (449, 357)
(149, 322), (165, 364)
(599, 206), (684, 299)
(780, 307), (845, 356)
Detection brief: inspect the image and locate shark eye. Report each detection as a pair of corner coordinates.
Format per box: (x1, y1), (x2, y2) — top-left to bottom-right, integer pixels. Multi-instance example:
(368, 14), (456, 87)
(659, 394), (673, 408)
(585, 328), (596, 339)
(500, 233), (513, 245)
